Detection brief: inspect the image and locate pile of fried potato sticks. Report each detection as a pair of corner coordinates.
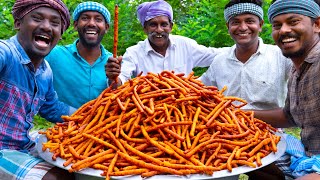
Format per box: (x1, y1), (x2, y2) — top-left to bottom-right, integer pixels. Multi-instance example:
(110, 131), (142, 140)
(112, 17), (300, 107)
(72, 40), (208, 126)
(40, 71), (280, 180)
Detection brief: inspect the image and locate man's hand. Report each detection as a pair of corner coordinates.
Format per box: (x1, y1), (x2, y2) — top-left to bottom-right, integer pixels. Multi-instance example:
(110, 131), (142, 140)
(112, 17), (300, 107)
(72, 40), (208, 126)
(296, 173), (320, 180)
(105, 56), (122, 88)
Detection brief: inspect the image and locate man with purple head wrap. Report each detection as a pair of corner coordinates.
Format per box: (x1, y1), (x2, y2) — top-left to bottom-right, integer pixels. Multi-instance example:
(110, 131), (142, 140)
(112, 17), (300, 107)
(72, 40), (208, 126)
(0, 0), (76, 179)
(105, 0), (223, 88)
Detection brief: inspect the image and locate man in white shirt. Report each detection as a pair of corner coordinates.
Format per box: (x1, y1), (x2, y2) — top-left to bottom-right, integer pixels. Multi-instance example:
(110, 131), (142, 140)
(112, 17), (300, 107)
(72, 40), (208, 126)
(199, 0), (292, 110)
(105, 0), (222, 88)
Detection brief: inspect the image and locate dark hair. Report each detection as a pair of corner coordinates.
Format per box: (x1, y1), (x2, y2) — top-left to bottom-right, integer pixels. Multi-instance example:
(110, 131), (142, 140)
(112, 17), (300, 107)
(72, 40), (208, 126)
(225, 0), (263, 9)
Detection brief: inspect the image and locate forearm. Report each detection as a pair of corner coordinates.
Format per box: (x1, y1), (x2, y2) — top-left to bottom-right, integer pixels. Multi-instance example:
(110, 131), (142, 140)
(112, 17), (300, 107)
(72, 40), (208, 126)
(253, 108), (291, 128)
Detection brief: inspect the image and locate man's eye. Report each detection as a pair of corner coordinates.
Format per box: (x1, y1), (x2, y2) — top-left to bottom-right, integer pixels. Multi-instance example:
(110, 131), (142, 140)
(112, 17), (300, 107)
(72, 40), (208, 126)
(272, 24), (281, 30)
(161, 23), (169, 27)
(51, 21), (61, 27)
(231, 21), (239, 25)
(32, 16), (42, 22)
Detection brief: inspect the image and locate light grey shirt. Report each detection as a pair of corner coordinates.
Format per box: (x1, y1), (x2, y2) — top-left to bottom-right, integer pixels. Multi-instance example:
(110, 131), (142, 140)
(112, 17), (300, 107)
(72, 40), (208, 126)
(200, 38), (292, 110)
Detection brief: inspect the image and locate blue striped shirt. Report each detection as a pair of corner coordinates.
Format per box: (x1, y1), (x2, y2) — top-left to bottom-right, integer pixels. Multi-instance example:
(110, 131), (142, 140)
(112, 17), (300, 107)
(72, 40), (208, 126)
(0, 35), (73, 151)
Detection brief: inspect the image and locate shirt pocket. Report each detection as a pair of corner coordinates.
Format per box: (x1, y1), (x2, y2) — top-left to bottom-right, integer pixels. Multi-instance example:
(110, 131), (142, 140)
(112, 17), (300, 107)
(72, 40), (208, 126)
(250, 77), (277, 105)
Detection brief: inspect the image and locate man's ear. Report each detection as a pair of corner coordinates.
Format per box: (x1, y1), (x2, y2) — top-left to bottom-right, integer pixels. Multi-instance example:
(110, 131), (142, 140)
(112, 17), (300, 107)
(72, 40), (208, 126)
(14, 19), (21, 30)
(73, 21), (78, 30)
(259, 19), (264, 32)
(105, 23), (110, 31)
(225, 22), (229, 30)
(314, 17), (320, 33)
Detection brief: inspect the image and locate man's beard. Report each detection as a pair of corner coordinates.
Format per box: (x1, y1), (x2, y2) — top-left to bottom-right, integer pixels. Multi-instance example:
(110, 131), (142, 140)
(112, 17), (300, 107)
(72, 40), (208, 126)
(282, 48), (305, 59)
(79, 33), (103, 48)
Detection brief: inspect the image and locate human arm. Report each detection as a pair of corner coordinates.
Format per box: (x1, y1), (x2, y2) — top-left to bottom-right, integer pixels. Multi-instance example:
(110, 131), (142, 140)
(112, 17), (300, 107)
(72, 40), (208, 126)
(188, 37), (229, 68)
(105, 56), (123, 89)
(253, 108), (292, 128)
(39, 89), (76, 123)
(38, 66), (76, 122)
(198, 59), (218, 86)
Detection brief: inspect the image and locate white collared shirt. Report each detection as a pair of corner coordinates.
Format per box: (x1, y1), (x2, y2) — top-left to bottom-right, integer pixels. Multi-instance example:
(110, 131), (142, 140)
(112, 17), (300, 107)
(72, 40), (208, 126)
(200, 38), (292, 110)
(119, 34), (223, 83)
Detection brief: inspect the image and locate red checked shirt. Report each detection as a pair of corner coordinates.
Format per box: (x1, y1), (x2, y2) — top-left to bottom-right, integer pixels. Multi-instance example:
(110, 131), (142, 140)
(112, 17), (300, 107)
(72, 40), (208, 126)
(283, 41), (320, 156)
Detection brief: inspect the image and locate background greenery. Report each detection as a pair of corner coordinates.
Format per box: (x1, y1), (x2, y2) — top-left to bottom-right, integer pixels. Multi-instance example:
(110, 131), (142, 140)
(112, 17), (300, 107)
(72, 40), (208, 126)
(0, 0), (274, 54)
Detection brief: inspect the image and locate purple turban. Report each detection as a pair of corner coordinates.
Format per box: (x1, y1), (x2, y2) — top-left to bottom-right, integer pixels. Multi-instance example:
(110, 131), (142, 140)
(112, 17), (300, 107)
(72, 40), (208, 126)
(12, 0), (70, 33)
(137, 0), (173, 26)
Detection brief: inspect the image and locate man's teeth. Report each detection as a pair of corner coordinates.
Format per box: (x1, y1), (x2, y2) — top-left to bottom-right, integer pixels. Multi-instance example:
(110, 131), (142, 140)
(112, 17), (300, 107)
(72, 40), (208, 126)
(282, 38), (296, 43)
(156, 35), (163, 38)
(86, 31), (97, 35)
(238, 33), (249, 36)
(38, 35), (50, 40)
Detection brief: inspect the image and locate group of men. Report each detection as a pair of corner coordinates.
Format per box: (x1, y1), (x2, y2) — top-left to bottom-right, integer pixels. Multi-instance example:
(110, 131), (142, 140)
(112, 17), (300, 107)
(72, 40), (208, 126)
(0, 0), (319, 179)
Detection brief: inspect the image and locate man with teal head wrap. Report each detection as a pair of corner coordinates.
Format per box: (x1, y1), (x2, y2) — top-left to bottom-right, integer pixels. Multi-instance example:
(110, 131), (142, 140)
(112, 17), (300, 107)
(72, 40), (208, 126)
(46, 1), (113, 109)
(253, 0), (320, 179)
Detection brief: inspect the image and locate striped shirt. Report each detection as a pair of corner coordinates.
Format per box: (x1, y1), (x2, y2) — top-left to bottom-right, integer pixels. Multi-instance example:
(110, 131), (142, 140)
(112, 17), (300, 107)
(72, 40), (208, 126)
(0, 35), (73, 151)
(284, 41), (320, 156)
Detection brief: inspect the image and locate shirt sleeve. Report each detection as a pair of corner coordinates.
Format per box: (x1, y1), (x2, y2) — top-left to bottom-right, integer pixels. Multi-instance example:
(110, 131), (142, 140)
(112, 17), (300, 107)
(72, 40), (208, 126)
(188, 38), (227, 68)
(0, 41), (9, 72)
(38, 70), (74, 123)
(283, 89), (296, 126)
(199, 62), (217, 86)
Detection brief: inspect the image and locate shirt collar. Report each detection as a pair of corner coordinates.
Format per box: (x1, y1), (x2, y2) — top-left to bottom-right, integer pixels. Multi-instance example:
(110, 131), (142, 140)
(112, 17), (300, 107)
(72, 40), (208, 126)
(229, 37), (265, 59)
(304, 40), (320, 64)
(70, 39), (107, 60)
(144, 34), (176, 55)
(11, 35), (47, 72)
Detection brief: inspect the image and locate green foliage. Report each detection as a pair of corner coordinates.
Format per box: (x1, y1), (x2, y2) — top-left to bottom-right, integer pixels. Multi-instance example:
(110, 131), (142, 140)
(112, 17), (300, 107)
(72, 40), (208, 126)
(0, 0), (274, 53)
(32, 115), (54, 130)
(174, 0), (233, 47)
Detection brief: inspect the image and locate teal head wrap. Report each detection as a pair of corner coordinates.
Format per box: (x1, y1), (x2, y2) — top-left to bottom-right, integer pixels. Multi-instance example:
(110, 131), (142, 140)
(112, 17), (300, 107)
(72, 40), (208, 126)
(268, 0), (320, 22)
(224, 3), (263, 22)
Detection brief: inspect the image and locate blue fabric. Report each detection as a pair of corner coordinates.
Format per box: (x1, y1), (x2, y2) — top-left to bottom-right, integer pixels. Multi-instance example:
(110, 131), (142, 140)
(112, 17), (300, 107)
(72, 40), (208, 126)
(0, 35), (73, 151)
(285, 134), (320, 177)
(46, 39), (112, 108)
(73, 1), (111, 24)
(268, 0), (320, 22)
(0, 149), (43, 180)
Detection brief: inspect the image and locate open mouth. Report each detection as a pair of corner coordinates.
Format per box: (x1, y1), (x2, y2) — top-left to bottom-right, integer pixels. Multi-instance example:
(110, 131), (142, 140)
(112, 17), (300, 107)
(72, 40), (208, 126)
(86, 30), (98, 35)
(282, 37), (297, 44)
(236, 32), (251, 37)
(34, 35), (51, 48)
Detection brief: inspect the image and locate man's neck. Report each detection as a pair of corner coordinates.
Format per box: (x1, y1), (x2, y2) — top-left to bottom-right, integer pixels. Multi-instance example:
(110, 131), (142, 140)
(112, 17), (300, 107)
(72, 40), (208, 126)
(77, 42), (101, 65)
(235, 40), (259, 63)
